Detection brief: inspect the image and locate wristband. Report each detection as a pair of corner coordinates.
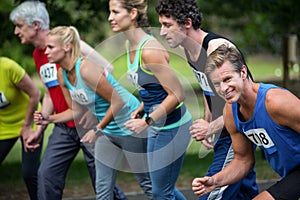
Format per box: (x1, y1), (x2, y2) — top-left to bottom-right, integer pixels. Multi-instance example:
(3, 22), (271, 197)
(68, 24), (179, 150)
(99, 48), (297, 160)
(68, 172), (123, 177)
(145, 116), (155, 126)
(93, 127), (103, 136)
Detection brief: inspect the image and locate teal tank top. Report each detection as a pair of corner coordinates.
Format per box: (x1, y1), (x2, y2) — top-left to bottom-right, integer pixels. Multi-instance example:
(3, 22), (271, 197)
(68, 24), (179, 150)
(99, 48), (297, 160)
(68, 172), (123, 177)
(126, 35), (191, 130)
(63, 57), (140, 136)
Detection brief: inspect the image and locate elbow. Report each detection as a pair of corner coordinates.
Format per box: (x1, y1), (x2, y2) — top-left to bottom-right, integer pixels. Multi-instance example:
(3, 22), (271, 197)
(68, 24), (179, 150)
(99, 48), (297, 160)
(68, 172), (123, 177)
(118, 99), (125, 109)
(179, 92), (186, 102)
(175, 92), (186, 104)
(105, 64), (114, 73)
(113, 98), (125, 114)
(244, 156), (256, 175)
(32, 88), (41, 104)
(36, 89), (42, 102)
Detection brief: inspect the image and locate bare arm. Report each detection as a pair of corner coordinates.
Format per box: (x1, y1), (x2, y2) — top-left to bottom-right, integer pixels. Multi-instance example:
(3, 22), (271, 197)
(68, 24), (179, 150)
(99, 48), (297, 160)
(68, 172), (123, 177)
(80, 40), (114, 73)
(16, 73), (41, 151)
(26, 83), (50, 151)
(266, 88), (300, 133)
(213, 104), (255, 184)
(189, 38), (234, 145)
(34, 69), (85, 125)
(16, 73), (41, 129)
(189, 92), (222, 147)
(192, 104), (255, 196)
(125, 41), (185, 134)
(41, 86), (54, 117)
(202, 93), (212, 122)
(80, 59), (124, 129)
(142, 41), (185, 121)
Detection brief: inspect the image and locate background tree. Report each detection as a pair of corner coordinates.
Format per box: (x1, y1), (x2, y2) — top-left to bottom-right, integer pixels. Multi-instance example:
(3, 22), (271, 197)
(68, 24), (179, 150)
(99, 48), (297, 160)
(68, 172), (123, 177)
(0, 0), (298, 75)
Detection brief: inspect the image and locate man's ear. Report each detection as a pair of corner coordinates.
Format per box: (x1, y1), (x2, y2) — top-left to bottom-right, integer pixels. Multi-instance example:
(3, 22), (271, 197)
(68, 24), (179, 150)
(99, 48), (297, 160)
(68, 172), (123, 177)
(184, 18), (193, 29)
(32, 21), (41, 30)
(241, 65), (248, 79)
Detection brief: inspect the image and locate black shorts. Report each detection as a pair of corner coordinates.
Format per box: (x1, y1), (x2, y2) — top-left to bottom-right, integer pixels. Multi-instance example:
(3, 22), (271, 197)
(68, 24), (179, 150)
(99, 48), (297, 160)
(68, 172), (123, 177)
(267, 165), (300, 200)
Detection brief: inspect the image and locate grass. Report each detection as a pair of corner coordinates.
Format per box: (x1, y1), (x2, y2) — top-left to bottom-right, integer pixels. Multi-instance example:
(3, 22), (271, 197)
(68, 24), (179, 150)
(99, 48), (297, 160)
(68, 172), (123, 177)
(0, 53), (284, 199)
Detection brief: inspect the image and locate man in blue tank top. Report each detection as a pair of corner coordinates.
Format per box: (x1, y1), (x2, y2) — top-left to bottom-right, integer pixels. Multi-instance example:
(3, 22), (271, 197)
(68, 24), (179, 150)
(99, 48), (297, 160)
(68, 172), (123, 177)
(156, 0), (258, 199)
(192, 44), (300, 200)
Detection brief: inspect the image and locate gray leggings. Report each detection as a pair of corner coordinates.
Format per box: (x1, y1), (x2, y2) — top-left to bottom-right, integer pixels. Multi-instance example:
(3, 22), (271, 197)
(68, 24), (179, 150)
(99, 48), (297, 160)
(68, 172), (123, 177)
(95, 133), (152, 200)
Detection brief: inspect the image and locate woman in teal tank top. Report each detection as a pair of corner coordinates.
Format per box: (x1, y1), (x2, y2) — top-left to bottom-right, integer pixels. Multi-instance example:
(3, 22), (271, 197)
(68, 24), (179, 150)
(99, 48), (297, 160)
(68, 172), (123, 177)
(34, 26), (152, 200)
(108, 0), (192, 199)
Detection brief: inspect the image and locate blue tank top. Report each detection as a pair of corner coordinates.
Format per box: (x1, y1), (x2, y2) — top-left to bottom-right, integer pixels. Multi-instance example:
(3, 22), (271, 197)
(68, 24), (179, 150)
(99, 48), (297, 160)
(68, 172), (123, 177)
(126, 35), (191, 128)
(63, 57), (140, 136)
(232, 83), (300, 177)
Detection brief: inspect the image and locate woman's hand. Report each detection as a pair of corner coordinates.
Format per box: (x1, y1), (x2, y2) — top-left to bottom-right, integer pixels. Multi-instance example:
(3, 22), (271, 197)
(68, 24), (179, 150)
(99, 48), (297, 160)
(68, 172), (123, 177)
(80, 129), (100, 143)
(130, 109), (144, 119)
(125, 118), (148, 134)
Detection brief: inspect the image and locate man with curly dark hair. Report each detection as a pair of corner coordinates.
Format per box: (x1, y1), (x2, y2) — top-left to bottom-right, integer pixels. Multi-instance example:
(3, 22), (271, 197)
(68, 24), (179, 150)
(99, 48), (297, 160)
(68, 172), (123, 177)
(156, 0), (258, 199)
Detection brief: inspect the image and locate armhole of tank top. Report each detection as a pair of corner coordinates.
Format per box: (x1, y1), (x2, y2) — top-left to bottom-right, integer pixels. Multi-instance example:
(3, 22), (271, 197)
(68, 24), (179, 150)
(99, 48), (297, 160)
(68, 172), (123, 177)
(62, 69), (73, 90)
(75, 57), (83, 81)
(139, 38), (155, 75)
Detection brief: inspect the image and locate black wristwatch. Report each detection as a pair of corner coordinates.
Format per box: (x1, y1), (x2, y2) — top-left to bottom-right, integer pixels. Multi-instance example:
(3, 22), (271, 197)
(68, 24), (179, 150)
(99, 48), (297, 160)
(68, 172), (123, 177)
(145, 116), (155, 126)
(93, 127), (103, 136)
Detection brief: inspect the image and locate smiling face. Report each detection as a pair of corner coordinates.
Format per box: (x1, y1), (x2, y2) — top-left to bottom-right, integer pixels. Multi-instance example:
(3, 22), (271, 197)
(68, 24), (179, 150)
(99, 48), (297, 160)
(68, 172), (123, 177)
(108, 0), (134, 32)
(209, 61), (247, 104)
(158, 15), (187, 48)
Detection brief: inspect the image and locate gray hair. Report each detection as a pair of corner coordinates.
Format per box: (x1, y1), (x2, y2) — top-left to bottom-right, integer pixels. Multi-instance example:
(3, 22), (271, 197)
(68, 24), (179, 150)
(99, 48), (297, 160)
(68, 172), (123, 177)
(10, 1), (49, 30)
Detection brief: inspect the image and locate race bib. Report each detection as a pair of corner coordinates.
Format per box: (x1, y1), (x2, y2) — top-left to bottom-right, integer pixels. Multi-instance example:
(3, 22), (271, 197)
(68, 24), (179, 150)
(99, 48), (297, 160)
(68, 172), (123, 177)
(69, 89), (91, 105)
(192, 68), (214, 96)
(244, 128), (274, 149)
(40, 63), (59, 88)
(0, 91), (10, 109)
(127, 71), (144, 91)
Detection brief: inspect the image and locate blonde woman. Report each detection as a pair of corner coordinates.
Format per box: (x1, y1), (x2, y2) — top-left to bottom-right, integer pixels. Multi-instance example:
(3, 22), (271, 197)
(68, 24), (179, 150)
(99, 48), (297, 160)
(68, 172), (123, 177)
(34, 26), (152, 200)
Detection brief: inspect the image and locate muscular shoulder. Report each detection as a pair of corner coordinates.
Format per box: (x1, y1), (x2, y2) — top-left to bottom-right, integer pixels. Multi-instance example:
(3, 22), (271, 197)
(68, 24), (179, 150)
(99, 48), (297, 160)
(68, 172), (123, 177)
(265, 88), (300, 126)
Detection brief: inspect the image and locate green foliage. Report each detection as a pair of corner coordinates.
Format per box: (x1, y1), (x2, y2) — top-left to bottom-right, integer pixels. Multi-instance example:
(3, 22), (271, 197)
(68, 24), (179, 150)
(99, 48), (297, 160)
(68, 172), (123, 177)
(0, 0), (298, 75)
(198, 0), (299, 54)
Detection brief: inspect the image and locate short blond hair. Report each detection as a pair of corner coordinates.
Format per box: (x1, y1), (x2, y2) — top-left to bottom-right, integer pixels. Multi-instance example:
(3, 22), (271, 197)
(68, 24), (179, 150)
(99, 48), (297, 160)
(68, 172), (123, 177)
(205, 44), (247, 78)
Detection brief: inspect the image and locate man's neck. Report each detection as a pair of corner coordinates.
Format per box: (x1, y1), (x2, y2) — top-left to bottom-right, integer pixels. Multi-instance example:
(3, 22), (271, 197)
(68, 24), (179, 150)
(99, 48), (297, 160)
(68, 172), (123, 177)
(182, 29), (207, 62)
(33, 29), (50, 50)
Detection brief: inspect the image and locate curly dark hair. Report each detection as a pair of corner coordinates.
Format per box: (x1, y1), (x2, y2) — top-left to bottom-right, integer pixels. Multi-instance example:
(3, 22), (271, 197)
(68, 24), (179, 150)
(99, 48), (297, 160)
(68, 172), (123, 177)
(156, 0), (203, 29)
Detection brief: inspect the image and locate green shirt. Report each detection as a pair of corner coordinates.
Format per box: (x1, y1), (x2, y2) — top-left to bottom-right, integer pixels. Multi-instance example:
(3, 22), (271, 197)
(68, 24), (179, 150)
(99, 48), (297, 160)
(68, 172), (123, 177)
(0, 57), (30, 139)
